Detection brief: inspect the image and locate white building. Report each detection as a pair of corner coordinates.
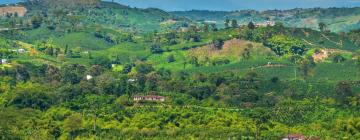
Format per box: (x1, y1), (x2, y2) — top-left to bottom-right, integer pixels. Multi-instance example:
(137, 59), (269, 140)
(17, 49), (26, 53)
(133, 95), (165, 102)
(86, 75), (93, 80)
(1, 59), (7, 64)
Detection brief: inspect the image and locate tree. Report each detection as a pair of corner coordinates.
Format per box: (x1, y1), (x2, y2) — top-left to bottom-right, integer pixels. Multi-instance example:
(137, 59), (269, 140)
(231, 19), (239, 28)
(44, 47), (54, 56)
(187, 83), (215, 100)
(335, 81), (353, 105)
(354, 50), (360, 65)
(88, 51), (93, 59)
(9, 82), (53, 111)
(64, 44), (69, 54)
(212, 38), (224, 50)
(224, 19), (230, 29)
(31, 14), (43, 29)
(298, 56), (316, 79)
(189, 56), (199, 67)
(319, 22), (327, 32)
(242, 47), (251, 60)
(136, 62), (154, 74)
(248, 21), (255, 30)
(266, 35), (308, 56)
(332, 53), (346, 63)
(203, 23), (209, 32)
(91, 57), (112, 69)
(61, 64), (86, 84)
(115, 95), (133, 107)
(45, 64), (61, 82)
(150, 44), (163, 54)
(67, 15), (81, 31)
(167, 54), (175, 63)
(145, 72), (159, 92)
(63, 113), (83, 134)
(13, 63), (30, 81)
(210, 23), (218, 31)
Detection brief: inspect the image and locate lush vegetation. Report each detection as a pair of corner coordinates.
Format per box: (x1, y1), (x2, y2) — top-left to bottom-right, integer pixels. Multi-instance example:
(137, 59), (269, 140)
(1, 1), (360, 140)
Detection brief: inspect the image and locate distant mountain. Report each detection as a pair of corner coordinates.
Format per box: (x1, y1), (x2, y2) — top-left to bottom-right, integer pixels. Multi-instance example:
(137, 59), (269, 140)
(172, 7), (360, 32)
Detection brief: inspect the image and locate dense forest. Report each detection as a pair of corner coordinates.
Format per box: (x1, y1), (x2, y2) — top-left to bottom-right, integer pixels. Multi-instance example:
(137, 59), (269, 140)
(1, 0), (360, 139)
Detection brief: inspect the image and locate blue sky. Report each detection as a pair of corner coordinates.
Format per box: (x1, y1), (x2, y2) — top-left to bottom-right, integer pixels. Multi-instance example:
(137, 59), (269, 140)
(108, 0), (360, 11)
(2, 0), (360, 11)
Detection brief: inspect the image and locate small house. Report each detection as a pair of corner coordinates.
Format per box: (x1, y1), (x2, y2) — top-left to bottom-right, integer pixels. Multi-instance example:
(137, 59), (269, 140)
(17, 49), (26, 53)
(86, 75), (93, 80)
(128, 78), (137, 83)
(1, 59), (7, 64)
(133, 95), (165, 102)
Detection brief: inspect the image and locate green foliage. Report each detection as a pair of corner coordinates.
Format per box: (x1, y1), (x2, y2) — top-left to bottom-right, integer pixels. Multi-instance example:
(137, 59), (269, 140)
(166, 54), (175, 63)
(150, 44), (164, 54)
(63, 113), (83, 133)
(5, 83), (54, 111)
(31, 14), (43, 29)
(266, 35), (308, 56)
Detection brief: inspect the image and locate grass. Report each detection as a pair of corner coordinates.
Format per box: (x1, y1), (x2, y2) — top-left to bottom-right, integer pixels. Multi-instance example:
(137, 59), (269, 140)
(53, 32), (113, 50)
(94, 42), (150, 62)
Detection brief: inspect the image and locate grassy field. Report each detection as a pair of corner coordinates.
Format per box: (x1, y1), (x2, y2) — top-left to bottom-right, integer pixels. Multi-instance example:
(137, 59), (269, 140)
(53, 32), (114, 50)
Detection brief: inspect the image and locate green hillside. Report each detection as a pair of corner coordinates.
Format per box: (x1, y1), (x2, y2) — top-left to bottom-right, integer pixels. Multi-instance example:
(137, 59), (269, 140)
(0, 1), (188, 33)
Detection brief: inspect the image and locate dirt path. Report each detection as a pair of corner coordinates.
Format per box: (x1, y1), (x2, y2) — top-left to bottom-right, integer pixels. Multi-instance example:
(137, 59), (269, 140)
(302, 39), (316, 46)
(321, 33), (342, 46)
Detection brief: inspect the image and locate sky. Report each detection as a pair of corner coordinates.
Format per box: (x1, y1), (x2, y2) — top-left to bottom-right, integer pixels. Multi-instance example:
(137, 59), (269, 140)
(108, 0), (360, 11)
(2, 0), (360, 11)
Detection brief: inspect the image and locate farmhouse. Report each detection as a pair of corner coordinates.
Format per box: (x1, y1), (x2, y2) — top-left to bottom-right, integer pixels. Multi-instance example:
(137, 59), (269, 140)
(133, 95), (165, 102)
(0, 6), (27, 17)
